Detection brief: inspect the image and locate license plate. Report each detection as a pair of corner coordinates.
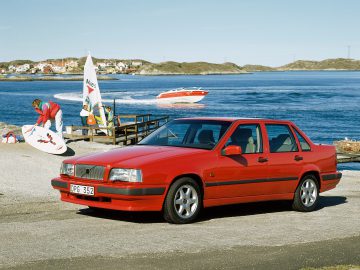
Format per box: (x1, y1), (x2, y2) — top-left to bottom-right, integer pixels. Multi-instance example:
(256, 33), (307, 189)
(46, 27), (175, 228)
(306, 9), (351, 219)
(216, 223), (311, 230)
(70, 184), (95, 196)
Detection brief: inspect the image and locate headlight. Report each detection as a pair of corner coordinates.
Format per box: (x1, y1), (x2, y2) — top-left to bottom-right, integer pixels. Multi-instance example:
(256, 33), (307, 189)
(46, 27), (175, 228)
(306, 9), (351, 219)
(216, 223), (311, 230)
(109, 168), (142, 182)
(60, 163), (74, 176)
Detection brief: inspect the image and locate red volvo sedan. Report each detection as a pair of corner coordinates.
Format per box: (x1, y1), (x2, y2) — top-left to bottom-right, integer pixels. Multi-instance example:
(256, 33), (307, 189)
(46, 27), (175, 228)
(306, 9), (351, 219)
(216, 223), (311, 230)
(52, 118), (341, 224)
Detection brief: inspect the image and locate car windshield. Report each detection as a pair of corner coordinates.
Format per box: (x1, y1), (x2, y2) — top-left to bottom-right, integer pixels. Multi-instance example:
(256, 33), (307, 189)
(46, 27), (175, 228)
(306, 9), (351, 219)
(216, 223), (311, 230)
(138, 119), (232, 150)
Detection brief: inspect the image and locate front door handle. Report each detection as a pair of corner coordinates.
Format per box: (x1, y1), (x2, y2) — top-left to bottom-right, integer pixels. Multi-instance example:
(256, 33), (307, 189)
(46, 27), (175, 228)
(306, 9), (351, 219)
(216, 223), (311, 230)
(258, 157), (268, 163)
(294, 155), (303, 161)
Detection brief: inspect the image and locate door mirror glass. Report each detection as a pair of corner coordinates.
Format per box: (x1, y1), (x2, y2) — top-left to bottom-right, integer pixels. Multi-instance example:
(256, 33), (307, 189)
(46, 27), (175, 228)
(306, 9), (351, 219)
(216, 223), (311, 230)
(222, 145), (242, 156)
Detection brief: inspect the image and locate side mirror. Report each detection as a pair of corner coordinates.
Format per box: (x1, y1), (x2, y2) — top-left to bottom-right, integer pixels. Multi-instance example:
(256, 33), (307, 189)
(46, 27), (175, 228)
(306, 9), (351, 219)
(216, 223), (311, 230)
(222, 145), (242, 156)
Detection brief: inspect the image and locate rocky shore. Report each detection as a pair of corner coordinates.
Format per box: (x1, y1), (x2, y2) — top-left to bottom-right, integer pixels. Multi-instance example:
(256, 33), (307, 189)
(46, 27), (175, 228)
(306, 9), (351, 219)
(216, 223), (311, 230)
(136, 61), (247, 75)
(0, 122), (22, 136)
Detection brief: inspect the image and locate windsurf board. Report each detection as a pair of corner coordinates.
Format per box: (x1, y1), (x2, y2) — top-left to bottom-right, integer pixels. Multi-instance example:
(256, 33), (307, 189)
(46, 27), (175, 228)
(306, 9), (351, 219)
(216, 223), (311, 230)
(22, 125), (67, 154)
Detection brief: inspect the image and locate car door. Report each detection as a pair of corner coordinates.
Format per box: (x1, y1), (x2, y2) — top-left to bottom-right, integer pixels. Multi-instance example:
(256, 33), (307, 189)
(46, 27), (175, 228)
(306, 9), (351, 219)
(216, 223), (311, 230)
(205, 123), (270, 199)
(264, 123), (303, 194)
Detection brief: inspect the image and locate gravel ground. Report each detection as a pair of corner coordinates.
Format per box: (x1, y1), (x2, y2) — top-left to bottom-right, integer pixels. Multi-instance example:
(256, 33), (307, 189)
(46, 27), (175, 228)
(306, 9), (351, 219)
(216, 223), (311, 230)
(0, 143), (359, 269)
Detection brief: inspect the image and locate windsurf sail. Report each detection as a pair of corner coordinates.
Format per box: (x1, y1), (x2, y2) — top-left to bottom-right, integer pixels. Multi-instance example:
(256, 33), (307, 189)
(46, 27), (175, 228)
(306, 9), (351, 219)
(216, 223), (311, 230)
(83, 53), (107, 127)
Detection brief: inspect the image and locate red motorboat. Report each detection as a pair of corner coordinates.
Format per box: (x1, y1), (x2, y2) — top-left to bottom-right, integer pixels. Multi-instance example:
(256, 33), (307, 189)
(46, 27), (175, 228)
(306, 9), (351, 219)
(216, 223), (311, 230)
(156, 87), (208, 103)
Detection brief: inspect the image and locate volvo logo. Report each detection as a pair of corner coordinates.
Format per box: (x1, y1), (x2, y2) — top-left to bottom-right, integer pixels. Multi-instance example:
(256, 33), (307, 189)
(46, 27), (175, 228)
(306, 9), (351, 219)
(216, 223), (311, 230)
(85, 169), (90, 174)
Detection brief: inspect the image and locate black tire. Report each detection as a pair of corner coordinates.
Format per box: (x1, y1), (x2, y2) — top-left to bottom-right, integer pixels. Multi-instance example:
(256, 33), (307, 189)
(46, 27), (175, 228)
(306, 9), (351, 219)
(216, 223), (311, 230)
(163, 177), (202, 224)
(292, 174), (319, 212)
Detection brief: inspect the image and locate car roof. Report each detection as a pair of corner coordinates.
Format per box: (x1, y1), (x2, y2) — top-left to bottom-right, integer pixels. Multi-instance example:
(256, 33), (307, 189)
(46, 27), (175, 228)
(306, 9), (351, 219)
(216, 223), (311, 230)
(176, 117), (293, 124)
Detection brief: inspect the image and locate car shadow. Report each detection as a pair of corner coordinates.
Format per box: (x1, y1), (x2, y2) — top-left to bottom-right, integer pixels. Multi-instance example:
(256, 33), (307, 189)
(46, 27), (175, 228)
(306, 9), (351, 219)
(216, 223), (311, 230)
(76, 195), (347, 224)
(199, 200), (293, 222)
(316, 195), (347, 210)
(198, 195), (347, 222)
(77, 208), (164, 224)
(59, 146), (75, 156)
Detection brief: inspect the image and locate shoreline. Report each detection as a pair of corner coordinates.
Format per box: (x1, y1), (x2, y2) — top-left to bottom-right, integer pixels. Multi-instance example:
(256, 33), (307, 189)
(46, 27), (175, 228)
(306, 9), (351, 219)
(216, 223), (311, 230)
(1, 70), (359, 80)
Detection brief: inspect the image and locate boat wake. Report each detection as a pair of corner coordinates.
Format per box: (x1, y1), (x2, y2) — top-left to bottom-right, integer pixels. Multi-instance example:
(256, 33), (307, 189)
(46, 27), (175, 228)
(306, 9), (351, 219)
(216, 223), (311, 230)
(54, 92), (159, 105)
(54, 92), (205, 106)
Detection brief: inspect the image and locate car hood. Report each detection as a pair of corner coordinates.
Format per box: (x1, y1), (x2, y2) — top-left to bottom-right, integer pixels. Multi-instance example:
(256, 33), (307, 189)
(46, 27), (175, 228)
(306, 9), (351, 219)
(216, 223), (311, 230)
(67, 145), (207, 168)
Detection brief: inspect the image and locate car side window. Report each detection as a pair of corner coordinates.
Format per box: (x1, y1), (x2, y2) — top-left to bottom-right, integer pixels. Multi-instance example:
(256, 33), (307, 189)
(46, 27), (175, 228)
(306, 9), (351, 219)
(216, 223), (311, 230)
(225, 124), (263, 154)
(193, 124), (222, 146)
(293, 128), (311, 151)
(266, 124), (298, 153)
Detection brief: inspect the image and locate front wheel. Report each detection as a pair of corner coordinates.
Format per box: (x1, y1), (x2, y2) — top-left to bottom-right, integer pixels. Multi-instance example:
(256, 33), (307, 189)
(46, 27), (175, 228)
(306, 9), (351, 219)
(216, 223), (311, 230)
(292, 175), (319, 212)
(163, 177), (202, 224)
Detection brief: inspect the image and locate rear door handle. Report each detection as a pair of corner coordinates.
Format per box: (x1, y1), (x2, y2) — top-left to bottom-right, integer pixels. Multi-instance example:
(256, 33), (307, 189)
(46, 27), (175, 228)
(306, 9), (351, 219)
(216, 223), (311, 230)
(258, 157), (268, 163)
(294, 155), (303, 161)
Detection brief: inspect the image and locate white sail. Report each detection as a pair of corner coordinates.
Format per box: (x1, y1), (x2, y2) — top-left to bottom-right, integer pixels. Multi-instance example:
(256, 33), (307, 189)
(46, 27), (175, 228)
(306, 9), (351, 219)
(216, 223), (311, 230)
(83, 53), (107, 127)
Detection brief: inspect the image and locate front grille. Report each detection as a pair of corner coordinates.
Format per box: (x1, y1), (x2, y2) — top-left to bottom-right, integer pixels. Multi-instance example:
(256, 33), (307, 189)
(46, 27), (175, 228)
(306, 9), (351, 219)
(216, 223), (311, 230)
(75, 164), (105, 180)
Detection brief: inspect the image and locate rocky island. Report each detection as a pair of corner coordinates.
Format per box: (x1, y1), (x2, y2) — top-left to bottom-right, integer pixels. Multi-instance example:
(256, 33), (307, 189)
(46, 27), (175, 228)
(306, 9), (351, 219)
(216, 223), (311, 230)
(137, 61), (246, 75)
(0, 57), (359, 79)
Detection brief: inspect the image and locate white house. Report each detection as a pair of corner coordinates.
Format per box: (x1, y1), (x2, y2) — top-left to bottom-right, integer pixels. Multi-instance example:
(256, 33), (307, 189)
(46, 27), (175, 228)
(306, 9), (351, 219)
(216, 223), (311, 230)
(15, 64), (30, 73)
(97, 62), (114, 69)
(116, 62), (128, 71)
(52, 65), (66, 73)
(34, 63), (48, 72)
(131, 61), (142, 67)
(8, 65), (16, 72)
(65, 60), (78, 68)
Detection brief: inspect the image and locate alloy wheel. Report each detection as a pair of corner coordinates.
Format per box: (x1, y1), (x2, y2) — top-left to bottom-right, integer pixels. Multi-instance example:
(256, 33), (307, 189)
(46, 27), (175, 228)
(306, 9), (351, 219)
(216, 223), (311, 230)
(173, 184), (199, 219)
(300, 178), (318, 207)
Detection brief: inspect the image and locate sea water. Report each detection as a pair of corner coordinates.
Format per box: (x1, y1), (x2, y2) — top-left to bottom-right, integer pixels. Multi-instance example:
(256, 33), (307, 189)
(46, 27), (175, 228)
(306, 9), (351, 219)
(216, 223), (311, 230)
(0, 71), (359, 170)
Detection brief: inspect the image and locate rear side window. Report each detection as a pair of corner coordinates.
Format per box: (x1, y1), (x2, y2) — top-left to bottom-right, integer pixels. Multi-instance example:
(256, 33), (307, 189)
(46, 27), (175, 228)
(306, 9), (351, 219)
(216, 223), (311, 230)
(225, 124), (263, 154)
(293, 128), (311, 151)
(266, 124), (298, 153)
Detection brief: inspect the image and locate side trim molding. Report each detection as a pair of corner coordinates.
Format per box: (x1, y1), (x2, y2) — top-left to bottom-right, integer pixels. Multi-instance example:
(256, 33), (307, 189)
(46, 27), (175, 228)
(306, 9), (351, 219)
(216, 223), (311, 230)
(206, 177), (298, 187)
(322, 173), (342, 181)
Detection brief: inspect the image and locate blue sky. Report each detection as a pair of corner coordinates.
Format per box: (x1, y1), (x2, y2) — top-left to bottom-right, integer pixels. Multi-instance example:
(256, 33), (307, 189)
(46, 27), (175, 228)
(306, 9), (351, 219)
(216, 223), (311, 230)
(0, 0), (359, 66)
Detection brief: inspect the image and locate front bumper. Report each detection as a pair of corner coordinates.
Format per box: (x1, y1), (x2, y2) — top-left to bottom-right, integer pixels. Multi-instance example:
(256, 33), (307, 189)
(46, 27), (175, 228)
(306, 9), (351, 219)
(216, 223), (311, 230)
(51, 178), (166, 211)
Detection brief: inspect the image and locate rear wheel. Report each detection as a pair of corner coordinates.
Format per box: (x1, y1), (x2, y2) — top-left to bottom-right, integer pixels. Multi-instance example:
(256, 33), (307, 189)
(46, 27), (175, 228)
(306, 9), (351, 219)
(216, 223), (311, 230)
(292, 175), (319, 212)
(163, 177), (202, 224)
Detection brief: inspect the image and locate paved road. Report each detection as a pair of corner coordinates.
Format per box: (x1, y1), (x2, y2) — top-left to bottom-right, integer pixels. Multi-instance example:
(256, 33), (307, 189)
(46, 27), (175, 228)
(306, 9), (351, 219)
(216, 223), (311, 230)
(0, 171), (359, 269)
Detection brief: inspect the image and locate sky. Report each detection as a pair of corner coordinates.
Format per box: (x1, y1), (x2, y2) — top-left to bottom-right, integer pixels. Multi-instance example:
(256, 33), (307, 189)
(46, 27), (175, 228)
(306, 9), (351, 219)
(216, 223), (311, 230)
(0, 0), (359, 66)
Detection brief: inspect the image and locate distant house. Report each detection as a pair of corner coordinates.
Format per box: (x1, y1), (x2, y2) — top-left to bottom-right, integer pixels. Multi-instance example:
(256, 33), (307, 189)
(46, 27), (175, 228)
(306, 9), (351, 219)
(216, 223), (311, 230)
(52, 65), (66, 73)
(97, 62), (114, 69)
(15, 64), (30, 73)
(43, 65), (53, 74)
(116, 62), (128, 72)
(106, 67), (117, 74)
(65, 60), (78, 68)
(97, 62), (108, 69)
(8, 65), (16, 72)
(49, 60), (66, 67)
(34, 63), (48, 72)
(131, 61), (143, 67)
